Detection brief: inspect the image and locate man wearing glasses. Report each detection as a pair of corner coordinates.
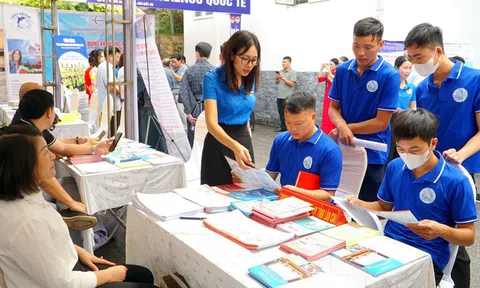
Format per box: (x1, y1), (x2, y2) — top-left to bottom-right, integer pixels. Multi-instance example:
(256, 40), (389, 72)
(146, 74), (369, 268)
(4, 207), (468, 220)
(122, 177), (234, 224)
(275, 56), (297, 132)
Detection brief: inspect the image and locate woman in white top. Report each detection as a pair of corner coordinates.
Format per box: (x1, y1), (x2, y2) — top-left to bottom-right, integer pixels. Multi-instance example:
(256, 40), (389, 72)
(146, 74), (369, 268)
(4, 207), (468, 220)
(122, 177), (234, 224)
(0, 125), (158, 288)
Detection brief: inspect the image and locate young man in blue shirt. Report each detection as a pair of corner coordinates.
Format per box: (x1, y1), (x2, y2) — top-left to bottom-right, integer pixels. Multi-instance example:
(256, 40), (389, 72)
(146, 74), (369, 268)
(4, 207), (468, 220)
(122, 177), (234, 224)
(350, 109), (477, 287)
(404, 23), (480, 288)
(265, 92), (342, 201)
(328, 17), (400, 201)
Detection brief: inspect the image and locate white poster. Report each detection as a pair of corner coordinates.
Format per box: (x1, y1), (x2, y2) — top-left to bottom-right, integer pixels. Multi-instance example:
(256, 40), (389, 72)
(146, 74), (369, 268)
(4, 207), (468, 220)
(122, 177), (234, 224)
(3, 4), (42, 101)
(135, 17), (191, 161)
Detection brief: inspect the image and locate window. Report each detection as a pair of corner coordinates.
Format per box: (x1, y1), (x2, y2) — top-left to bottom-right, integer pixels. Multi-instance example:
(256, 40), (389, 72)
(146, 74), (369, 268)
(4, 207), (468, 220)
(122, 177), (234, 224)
(194, 11), (214, 19)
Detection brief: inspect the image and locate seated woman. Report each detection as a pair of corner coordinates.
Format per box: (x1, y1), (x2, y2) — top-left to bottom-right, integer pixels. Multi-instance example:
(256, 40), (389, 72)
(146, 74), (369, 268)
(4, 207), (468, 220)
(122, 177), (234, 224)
(0, 125), (158, 288)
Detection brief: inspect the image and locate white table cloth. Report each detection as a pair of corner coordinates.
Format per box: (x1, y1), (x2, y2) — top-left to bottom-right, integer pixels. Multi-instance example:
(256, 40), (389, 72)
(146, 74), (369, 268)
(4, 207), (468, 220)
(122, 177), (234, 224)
(0, 105), (89, 138)
(126, 205), (436, 288)
(58, 157), (186, 252)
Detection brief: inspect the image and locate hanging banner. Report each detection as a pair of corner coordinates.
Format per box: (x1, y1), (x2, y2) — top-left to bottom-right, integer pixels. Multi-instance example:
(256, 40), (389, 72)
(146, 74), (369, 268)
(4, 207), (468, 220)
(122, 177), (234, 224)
(53, 35), (90, 119)
(87, 0), (251, 14)
(135, 17), (191, 160)
(380, 40), (475, 67)
(229, 13), (241, 35)
(2, 4), (42, 101)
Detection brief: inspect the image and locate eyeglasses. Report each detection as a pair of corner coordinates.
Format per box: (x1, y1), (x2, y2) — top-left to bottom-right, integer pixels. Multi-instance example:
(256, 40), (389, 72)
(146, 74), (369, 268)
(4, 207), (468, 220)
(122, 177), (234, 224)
(236, 54), (260, 66)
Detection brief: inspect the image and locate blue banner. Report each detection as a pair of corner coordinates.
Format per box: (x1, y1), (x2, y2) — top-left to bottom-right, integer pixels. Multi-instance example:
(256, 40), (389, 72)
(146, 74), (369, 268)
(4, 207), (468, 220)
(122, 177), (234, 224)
(87, 0), (251, 14)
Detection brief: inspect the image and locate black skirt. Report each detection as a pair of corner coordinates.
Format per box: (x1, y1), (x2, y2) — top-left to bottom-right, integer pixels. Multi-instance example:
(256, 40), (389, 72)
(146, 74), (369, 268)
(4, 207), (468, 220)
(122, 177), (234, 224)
(201, 123), (255, 186)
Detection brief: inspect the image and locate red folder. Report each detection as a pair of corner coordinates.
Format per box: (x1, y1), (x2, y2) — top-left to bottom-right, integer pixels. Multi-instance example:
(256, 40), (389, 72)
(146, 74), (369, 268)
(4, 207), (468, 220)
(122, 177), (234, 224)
(68, 155), (104, 165)
(279, 187), (347, 226)
(295, 171), (320, 190)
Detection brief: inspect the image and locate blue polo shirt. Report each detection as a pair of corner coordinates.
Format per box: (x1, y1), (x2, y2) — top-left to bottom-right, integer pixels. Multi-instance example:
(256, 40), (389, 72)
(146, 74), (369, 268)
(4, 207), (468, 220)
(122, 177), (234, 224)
(202, 65), (255, 125)
(378, 151), (477, 270)
(329, 56), (400, 165)
(265, 126), (342, 190)
(416, 62), (480, 173)
(397, 81), (416, 110)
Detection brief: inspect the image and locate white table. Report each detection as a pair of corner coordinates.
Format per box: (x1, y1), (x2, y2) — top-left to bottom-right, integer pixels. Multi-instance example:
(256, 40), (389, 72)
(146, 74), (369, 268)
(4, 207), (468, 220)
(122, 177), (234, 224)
(0, 104), (89, 138)
(58, 157), (186, 252)
(126, 205), (436, 288)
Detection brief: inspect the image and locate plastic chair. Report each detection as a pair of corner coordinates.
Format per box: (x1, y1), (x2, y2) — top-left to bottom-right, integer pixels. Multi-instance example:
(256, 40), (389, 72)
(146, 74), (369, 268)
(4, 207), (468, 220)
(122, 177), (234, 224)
(184, 111), (207, 187)
(438, 163), (476, 288)
(336, 145), (368, 198)
(92, 94), (114, 139)
(87, 91), (99, 134)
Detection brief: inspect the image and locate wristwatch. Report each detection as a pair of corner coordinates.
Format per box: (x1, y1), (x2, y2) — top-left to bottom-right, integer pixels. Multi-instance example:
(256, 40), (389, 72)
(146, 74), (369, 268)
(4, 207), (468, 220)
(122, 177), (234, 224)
(91, 145), (96, 155)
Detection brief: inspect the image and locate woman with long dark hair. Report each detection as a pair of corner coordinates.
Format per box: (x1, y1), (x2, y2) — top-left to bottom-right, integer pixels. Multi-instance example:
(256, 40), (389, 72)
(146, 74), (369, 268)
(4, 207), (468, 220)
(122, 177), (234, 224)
(0, 125), (158, 288)
(201, 30), (261, 186)
(9, 49), (22, 74)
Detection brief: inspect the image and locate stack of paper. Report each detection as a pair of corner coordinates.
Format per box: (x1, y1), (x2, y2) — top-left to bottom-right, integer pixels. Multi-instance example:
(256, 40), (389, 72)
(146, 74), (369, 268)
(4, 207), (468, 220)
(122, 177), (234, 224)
(74, 161), (120, 175)
(133, 192), (204, 221)
(276, 216), (335, 237)
(174, 185), (233, 213)
(248, 254), (324, 287)
(321, 222), (381, 247)
(280, 232), (346, 261)
(251, 197), (313, 227)
(228, 188), (278, 201)
(203, 210), (295, 250)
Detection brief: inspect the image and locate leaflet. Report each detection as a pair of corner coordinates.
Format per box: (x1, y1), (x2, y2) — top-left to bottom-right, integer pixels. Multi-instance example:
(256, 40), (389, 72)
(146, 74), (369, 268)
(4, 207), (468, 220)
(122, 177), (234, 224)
(225, 156), (279, 191)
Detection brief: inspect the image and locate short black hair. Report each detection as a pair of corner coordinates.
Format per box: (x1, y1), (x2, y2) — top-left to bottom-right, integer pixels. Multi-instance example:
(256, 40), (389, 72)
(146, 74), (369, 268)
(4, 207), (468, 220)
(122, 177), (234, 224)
(284, 92), (316, 114)
(394, 55), (411, 69)
(195, 42), (213, 58)
(392, 108), (439, 143)
(220, 41), (227, 55)
(181, 55), (186, 63)
(104, 46), (120, 58)
(283, 56), (292, 63)
(19, 89), (54, 120)
(353, 17), (384, 41)
(0, 125), (42, 201)
(330, 58), (339, 65)
(171, 53), (182, 61)
(340, 56), (349, 62)
(404, 23), (444, 50)
(449, 56), (465, 64)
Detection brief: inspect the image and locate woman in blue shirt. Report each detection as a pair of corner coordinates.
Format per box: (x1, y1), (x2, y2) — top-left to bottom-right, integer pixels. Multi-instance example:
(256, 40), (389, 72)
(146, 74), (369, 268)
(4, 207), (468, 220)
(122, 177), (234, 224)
(389, 56), (417, 162)
(9, 49), (22, 74)
(394, 56), (416, 111)
(201, 31), (261, 186)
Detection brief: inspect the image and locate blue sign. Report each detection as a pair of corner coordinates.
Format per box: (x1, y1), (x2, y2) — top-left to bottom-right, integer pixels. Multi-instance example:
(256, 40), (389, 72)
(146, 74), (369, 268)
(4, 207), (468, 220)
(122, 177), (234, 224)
(87, 0), (251, 14)
(53, 35), (88, 59)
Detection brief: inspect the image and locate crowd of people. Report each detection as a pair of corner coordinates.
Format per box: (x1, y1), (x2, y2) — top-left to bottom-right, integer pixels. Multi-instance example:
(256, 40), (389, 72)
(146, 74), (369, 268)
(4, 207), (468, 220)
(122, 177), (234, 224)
(0, 14), (479, 288)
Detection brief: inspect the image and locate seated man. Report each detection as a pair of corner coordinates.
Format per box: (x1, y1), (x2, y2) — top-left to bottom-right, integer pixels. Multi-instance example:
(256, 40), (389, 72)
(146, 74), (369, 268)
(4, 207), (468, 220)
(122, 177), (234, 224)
(265, 91), (342, 201)
(350, 109), (477, 286)
(11, 89), (112, 230)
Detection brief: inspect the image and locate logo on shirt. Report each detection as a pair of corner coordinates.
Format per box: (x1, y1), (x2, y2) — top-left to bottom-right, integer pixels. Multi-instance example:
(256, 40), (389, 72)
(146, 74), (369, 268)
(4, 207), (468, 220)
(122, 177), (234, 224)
(303, 156), (313, 169)
(419, 188), (436, 204)
(453, 88), (468, 103)
(407, 88), (412, 95)
(366, 80), (379, 93)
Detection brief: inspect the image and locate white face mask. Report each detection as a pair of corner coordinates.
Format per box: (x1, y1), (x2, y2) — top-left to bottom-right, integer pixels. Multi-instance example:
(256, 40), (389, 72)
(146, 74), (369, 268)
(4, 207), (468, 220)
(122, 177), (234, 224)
(399, 149), (431, 170)
(414, 55), (439, 77)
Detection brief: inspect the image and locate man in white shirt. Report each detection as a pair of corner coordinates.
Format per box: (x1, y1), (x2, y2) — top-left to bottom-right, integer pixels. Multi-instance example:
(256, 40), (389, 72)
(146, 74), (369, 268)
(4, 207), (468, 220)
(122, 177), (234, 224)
(97, 46), (122, 136)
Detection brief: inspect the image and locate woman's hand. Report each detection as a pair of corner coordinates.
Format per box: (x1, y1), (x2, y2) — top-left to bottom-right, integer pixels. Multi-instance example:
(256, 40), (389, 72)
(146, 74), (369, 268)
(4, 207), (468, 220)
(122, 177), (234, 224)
(105, 266), (128, 283)
(233, 143), (255, 169)
(77, 247), (115, 271)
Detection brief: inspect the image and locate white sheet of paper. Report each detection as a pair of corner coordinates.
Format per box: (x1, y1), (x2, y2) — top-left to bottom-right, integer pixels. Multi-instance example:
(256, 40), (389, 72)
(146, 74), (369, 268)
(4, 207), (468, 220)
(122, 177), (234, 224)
(353, 138), (388, 152)
(74, 161), (120, 175)
(331, 196), (381, 229)
(225, 157), (279, 191)
(352, 252), (387, 266)
(369, 210), (419, 225)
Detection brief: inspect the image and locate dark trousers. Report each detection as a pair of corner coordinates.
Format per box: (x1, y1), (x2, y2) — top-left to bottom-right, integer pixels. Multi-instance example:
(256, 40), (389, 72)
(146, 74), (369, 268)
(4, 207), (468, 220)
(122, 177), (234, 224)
(138, 105), (168, 153)
(187, 120), (195, 148)
(73, 262), (158, 287)
(201, 123), (254, 186)
(109, 110), (122, 137)
(277, 98), (286, 130)
(451, 246), (470, 288)
(250, 111), (255, 131)
(358, 164), (386, 201)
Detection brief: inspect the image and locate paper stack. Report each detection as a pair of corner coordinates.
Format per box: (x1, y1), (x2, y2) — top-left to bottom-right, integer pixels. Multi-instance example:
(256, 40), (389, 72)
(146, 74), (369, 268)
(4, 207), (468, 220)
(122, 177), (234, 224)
(74, 161), (120, 175)
(280, 232), (346, 261)
(321, 222), (381, 247)
(203, 210), (295, 250)
(133, 192), (204, 221)
(174, 185), (233, 213)
(251, 197), (313, 227)
(276, 216), (335, 237)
